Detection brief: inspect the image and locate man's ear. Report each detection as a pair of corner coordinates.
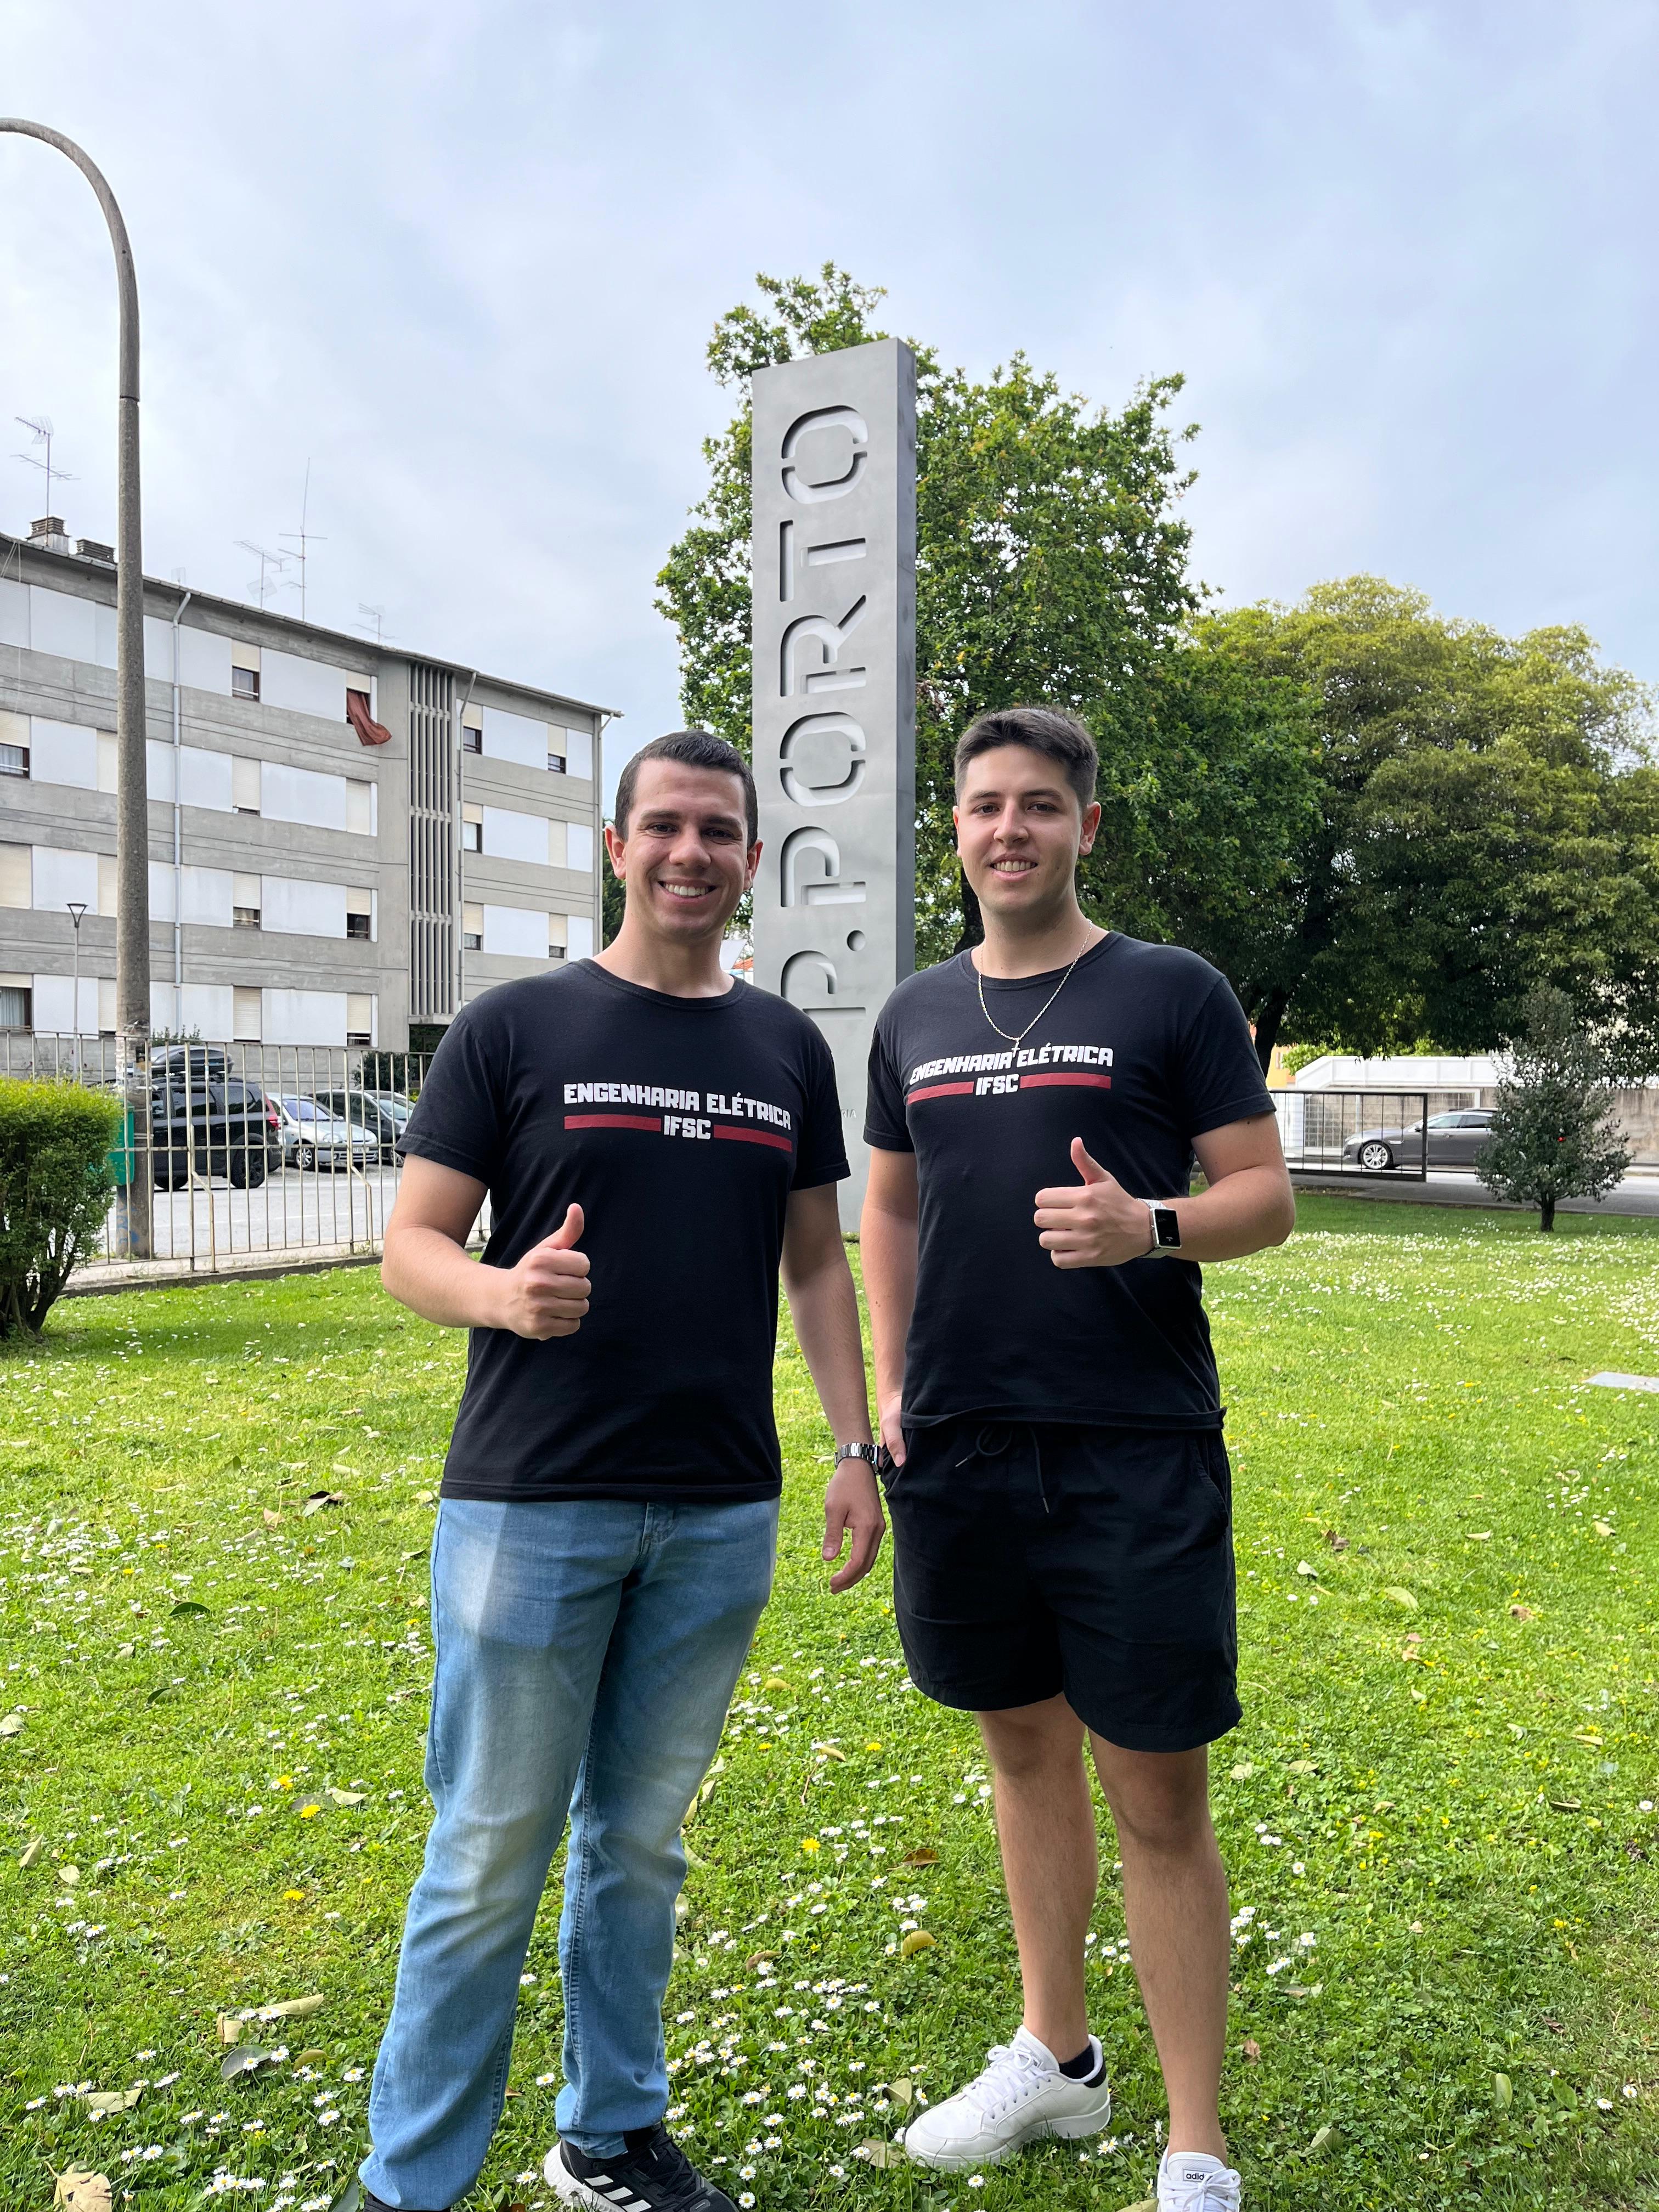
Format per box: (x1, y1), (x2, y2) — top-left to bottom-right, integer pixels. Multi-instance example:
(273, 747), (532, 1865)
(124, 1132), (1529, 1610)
(604, 822), (628, 877)
(744, 838), (764, 892)
(1077, 800), (1103, 859)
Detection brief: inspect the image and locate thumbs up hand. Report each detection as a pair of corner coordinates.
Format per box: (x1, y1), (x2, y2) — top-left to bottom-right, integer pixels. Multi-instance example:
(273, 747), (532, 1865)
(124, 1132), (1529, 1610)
(494, 1204), (592, 1338)
(1032, 1140), (1155, 1270)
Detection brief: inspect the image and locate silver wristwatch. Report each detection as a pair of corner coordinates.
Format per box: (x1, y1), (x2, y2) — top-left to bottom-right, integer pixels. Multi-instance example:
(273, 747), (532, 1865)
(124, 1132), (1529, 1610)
(1144, 1199), (1182, 1254)
(834, 1442), (880, 1469)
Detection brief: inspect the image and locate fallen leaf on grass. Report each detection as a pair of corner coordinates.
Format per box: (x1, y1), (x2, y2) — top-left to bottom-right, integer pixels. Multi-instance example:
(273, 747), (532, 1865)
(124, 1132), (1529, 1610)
(858, 2140), (905, 2169)
(54, 2170), (111, 2212)
(1242, 2038), (1262, 2062)
(259, 1993), (325, 2021)
(329, 2181), (363, 2212)
(302, 1491), (348, 1516)
(296, 2046), (325, 2064)
(1323, 1529), (1348, 1551)
(262, 1508), (283, 1528)
(170, 1600), (211, 1618)
(1113, 2198), (1157, 2212)
(1381, 1587), (1418, 1611)
(1304, 2124), (1334, 2158)
(1286, 1759), (1317, 1776)
(901, 1847), (939, 1865)
(221, 2045), (276, 2081)
(1495, 2072), (1513, 2108)
(1229, 1763), (1254, 1782)
(1549, 1798), (1583, 1813)
(1594, 1521), (1613, 1538)
(326, 1786), (365, 1807)
(1295, 1560), (1318, 1578)
(83, 2088), (141, 2115)
(886, 2078), (913, 2111)
(0, 1711), (24, 1736)
(1510, 1605), (1538, 1620)
(114, 1642), (134, 1658)
(19, 1836), (43, 1867)
(762, 1676), (791, 1693)
(746, 1952), (775, 1971)
(900, 1931), (935, 1957)
(816, 1747), (847, 1764)
(60, 1865), (80, 1886)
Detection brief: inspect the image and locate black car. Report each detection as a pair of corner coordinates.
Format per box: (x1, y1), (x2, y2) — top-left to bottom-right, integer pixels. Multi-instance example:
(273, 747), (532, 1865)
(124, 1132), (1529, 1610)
(314, 1089), (402, 1165)
(149, 1070), (283, 1190)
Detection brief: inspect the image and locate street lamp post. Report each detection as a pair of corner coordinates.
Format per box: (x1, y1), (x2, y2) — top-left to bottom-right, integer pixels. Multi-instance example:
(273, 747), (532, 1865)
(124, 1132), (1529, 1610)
(66, 900), (87, 1074)
(2, 118), (151, 1254)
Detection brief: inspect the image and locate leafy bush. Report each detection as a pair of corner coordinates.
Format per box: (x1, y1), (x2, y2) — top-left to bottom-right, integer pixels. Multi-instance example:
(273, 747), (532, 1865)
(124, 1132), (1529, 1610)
(0, 1078), (124, 1336)
(1476, 988), (1632, 1231)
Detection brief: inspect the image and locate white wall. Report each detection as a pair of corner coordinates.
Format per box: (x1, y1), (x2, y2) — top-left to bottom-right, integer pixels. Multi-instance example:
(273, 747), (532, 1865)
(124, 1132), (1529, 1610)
(563, 727), (594, 780)
(0, 580), (25, 649)
(264, 989), (347, 1046)
(27, 586), (114, 666)
(482, 805), (549, 865)
(148, 863), (234, 928)
(31, 973), (103, 1032)
(31, 846), (99, 912)
(262, 760), (347, 831)
(28, 719), (99, 790)
(482, 903), (549, 959)
(262, 650), (369, 721)
(567, 822), (595, 873)
(567, 914), (595, 960)
(148, 981), (235, 1038)
(482, 706), (547, 769)
(146, 740), (234, 812)
(261, 876), (347, 938)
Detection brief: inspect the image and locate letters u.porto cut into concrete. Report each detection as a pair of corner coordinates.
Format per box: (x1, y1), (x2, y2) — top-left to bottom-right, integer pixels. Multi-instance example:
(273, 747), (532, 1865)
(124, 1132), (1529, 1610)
(750, 338), (918, 1221)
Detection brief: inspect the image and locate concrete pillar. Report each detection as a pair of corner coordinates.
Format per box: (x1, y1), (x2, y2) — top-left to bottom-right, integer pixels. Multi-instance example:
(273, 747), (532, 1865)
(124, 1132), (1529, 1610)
(751, 338), (917, 1224)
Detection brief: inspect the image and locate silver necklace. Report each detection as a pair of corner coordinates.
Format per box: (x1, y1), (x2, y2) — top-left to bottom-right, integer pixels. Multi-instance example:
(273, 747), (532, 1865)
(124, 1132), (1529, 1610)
(974, 935), (1098, 1048)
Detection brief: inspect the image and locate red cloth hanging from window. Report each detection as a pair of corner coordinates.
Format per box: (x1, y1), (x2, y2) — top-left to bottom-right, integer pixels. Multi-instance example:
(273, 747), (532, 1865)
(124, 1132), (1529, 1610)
(346, 689), (392, 747)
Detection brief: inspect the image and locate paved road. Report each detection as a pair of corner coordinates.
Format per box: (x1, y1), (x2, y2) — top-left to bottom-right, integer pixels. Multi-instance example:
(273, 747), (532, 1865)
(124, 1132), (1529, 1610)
(94, 1163), (407, 1269)
(1291, 1168), (1659, 1218)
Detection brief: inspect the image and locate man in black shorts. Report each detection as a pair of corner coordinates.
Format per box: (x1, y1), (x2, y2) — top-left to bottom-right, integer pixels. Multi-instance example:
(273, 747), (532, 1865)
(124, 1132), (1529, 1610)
(861, 707), (1293, 2212)
(359, 731), (883, 2212)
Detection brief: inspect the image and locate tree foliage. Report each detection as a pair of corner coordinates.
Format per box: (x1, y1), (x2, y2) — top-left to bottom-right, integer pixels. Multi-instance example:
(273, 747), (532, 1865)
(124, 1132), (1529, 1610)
(1205, 581), (1659, 1070)
(0, 1077), (123, 1336)
(1474, 988), (1632, 1231)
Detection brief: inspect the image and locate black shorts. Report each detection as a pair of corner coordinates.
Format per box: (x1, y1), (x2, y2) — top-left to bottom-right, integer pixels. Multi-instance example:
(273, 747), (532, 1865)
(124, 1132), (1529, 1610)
(883, 1418), (1240, 1754)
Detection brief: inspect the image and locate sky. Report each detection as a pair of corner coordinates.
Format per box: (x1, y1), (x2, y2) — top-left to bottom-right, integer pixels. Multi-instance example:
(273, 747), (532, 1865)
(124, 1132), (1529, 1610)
(4, 1), (1657, 808)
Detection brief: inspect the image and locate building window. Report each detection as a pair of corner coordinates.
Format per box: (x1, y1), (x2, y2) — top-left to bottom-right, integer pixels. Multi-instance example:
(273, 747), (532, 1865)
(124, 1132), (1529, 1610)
(234, 906), (262, 930)
(461, 725), (482, 754)
(462, 819), (481, 852)
(0, 743), (28, 778)
(548, 943), (566, 961)
(347, 911), (371, 940)
(347, 1030), (371, 1047)
(232, 665), (260, 701)
(547, 751), (566, 774)
(462, 927), (482, 951)
(0, 985), (31, 1029)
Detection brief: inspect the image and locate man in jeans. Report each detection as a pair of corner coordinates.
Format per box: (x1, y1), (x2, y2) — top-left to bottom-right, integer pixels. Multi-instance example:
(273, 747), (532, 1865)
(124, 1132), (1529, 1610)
(360, 730), (884, 2212)
(861, 708), (1294, 2212)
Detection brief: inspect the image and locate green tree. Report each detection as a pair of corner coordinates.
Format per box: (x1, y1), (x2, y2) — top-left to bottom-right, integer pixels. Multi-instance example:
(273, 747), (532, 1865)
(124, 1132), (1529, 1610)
(1475, 988), (1632, 1231)
(657, 267), (1315, 970)
(1204, 580), (1659, 1069)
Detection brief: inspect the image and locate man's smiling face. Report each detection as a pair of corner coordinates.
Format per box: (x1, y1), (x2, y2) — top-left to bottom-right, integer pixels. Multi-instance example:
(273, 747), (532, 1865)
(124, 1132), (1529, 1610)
(606, 758), (760, 945)
(953, 744), (1100, 926)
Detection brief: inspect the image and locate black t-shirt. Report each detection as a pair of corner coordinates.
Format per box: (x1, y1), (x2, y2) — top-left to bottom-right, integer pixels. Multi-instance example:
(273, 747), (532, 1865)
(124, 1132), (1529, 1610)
(400, 961), (848, 1501)
(864, 934), (1275, 1431)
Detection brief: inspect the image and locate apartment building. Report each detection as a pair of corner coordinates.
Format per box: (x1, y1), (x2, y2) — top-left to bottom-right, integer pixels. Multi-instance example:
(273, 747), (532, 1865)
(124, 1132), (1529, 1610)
(0, 518), (606, 1048)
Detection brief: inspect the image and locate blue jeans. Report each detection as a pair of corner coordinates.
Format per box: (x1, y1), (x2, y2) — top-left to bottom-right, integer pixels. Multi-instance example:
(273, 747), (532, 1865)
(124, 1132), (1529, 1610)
(360, 1494), (779, 2210)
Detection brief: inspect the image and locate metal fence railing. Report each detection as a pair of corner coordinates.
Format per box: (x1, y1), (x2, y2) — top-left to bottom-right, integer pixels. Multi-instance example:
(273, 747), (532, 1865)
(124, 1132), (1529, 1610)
(1, 1032), (487, 1282)
(1274, 1090), (1433, 1180)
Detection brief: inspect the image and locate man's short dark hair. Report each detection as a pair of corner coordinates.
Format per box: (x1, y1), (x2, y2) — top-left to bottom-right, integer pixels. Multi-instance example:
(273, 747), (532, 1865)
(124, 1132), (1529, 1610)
(953, 706), (1099, 815)
(613, 730), (759, 845)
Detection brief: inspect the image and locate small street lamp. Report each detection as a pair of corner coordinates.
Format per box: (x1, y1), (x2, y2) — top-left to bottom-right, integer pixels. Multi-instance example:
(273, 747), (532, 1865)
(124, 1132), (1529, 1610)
(66, 900), (87, 1071)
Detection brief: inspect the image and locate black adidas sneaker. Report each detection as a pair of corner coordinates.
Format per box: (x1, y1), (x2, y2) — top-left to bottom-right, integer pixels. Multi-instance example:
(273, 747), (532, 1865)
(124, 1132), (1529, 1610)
(546, 2125), (737, 2212)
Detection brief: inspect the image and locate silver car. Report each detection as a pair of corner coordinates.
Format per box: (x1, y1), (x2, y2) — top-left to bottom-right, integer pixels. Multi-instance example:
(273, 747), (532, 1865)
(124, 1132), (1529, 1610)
(1342, 1109), (1497, 1172)
(274, 1095), (376, 1172)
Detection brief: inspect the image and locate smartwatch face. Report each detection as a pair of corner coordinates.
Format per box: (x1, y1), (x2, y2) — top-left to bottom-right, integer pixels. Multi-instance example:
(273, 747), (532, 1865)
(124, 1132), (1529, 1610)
(1153, 1207), (1182, 1249)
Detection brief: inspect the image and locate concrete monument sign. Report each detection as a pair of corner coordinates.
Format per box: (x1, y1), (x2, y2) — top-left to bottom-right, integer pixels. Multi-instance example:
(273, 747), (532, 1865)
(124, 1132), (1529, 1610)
(751, 337), (917, 1222)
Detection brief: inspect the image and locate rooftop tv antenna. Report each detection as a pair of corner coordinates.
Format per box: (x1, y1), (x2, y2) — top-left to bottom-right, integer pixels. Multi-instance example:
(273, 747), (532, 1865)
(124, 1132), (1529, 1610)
(237, 539), (289, 608)
(356, 601), (393, 647)
(279, 460), (326, 624)
(13, 415), (76, 512)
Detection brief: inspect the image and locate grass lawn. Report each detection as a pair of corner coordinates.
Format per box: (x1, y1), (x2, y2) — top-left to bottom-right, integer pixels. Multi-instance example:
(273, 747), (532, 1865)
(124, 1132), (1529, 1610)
(2, 1192), (1658, 2212)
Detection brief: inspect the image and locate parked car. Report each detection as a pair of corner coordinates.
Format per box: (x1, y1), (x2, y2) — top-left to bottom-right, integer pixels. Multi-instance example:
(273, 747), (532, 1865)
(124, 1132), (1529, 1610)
(1341, 1109), (1497, 1173)
(314, 1089), (405, 1165)
(150, 1070), (283, 1190)
(272, 1095), (376, 1173)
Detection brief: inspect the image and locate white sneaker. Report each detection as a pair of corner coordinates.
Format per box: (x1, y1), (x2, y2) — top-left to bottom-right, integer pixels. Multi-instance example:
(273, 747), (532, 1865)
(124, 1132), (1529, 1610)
(900, 2026), (1111, 2170)
(1157, 2148), (1242, 2211)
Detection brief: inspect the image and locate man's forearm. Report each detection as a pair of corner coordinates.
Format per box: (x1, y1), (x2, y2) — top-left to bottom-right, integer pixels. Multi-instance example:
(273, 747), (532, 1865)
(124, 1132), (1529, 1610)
(382, 1225), (505, 1330)
(1159, 1166), (1295, 1263)
(785, 1257), (873, 1442)
(860, 1204), (918, 1409)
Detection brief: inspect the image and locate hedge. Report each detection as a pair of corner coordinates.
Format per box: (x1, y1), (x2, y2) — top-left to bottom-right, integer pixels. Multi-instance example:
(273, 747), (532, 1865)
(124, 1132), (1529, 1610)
(0, 1077), (125, 1337)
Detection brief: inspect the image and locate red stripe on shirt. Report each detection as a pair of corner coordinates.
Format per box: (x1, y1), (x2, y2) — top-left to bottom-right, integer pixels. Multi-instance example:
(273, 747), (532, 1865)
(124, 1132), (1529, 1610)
(1020, 1072), (1113, 1090)
(907, 1081), (978, 1103)
(565, 1114), (662, 1132)
(712, 1123), (794, 1153)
